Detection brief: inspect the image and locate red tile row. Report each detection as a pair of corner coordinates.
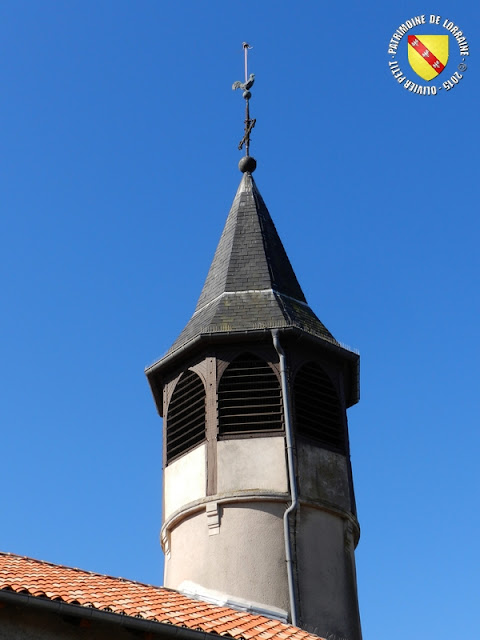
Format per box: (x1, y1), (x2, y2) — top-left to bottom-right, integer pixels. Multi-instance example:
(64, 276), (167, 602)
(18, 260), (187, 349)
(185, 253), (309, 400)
(0, 553), (322, 640)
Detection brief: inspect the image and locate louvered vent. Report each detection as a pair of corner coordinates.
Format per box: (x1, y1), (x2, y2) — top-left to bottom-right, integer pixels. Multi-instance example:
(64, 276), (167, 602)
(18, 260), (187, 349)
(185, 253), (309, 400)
(218, 354), (283, 435)
(294, 362), (345, 453)
(166, 370), (205, 463)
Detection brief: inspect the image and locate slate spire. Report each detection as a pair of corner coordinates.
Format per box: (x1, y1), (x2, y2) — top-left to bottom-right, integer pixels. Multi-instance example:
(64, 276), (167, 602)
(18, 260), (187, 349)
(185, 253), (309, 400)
(149, 43), (345, 372)
(164, 171), (337, 358)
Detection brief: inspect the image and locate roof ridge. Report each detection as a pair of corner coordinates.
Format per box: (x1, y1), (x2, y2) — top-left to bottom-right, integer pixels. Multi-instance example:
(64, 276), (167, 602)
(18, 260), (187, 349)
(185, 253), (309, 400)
(191, 289), (311, 320)
(0, 551), (169, 592)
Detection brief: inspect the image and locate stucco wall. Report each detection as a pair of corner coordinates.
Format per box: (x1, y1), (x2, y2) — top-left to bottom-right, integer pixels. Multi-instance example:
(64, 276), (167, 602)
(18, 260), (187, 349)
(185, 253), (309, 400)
(164, 501), (289, 613)
(164, 444), (206, 520)
(0, 600), (169, 640)
(217, 437), (288, 494)
(296, 507), (362, 640)
(297, 440), (352, 512)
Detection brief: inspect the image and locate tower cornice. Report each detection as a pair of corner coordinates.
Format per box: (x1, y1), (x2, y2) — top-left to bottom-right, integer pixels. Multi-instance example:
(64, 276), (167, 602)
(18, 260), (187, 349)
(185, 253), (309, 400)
(146, 325), (359, 417)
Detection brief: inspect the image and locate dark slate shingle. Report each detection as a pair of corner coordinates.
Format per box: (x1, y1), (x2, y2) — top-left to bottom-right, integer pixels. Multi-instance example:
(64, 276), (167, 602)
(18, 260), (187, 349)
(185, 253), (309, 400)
(165, 172), (337, 356)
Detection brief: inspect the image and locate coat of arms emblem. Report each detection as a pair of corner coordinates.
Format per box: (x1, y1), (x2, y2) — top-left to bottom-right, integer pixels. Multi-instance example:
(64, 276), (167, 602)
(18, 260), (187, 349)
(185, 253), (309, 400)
(408, 35), (449, 81)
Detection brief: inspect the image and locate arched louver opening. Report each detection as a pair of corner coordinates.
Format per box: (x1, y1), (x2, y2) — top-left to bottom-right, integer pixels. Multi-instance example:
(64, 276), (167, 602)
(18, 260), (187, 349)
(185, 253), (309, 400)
(294, 362), (346, 453)
(218, 353), (283, 435)
(166, 370), (206, 463)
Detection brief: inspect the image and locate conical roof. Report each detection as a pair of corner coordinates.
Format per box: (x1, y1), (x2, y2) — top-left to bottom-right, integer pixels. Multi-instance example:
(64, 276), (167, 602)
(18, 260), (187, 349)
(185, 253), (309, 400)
(164, 172), (337, 357)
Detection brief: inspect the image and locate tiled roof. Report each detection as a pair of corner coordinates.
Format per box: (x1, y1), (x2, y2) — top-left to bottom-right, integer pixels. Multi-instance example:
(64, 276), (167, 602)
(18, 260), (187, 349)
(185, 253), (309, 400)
(161, 172), (337, 359)
(0, 553), (323, 640)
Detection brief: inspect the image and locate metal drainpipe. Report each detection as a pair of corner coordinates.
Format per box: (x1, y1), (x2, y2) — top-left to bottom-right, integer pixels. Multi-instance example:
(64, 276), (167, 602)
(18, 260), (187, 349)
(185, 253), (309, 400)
(272, 329), (298, 627)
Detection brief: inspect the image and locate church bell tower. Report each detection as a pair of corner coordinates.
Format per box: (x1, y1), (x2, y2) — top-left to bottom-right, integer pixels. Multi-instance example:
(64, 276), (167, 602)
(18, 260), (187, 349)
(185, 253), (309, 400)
(146, 46), (362, 640)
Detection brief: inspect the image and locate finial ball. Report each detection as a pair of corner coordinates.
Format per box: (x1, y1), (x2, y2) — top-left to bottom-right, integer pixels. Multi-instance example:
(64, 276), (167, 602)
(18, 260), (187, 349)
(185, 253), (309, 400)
(243, 90), (251, 100)
(239, 156), (257, 173)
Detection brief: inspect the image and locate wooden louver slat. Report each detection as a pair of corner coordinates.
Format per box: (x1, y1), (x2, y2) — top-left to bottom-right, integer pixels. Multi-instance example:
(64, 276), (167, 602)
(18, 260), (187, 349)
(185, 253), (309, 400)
(166, 370), (206, 463)
(294, 362), (346, 453)
(218, 354), (283, 435)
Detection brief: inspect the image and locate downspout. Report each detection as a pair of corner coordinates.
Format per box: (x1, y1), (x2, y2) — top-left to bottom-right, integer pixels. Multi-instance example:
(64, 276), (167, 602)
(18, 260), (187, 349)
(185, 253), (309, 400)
(272, 329), (298, 627)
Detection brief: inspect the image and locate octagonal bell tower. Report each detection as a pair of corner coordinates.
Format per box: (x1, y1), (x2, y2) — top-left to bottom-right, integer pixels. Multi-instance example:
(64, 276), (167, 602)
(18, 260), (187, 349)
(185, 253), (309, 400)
(146, 49), (362, 640)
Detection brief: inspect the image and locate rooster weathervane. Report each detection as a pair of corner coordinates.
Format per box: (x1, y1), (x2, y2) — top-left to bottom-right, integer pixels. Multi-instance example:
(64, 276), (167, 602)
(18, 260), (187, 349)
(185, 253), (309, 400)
(232, 42), (256, 171)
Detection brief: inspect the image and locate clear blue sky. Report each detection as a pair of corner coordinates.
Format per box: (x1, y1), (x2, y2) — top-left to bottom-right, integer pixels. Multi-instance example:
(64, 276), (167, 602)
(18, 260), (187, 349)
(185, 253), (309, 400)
(1, 2), (479, 638)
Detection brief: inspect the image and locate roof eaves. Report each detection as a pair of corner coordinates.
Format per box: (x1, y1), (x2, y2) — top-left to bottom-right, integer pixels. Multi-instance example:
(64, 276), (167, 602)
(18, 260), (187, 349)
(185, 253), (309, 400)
(0, 588), (219, 640)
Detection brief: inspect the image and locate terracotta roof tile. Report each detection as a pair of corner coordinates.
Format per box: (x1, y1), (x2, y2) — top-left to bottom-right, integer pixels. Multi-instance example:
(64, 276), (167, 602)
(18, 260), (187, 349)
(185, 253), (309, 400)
(0, 553), (324, 640)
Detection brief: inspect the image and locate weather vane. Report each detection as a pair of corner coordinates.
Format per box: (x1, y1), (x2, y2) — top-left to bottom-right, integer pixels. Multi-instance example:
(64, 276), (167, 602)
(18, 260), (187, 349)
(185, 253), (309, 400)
(232, 42), (257, 172)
